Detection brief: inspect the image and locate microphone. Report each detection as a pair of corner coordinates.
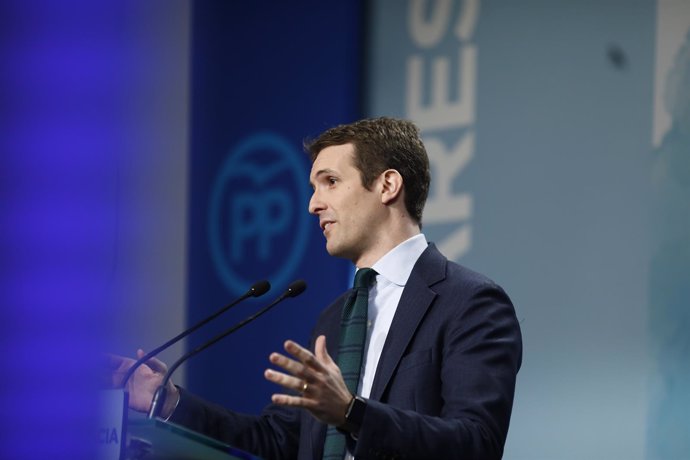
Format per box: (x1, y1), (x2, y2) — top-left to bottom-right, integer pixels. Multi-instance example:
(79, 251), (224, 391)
(119, 280), (271, 390)
(147, 279), (307, 419)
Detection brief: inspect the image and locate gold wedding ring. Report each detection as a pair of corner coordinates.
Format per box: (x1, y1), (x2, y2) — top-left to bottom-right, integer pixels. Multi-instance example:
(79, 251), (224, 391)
(301, 381), (308, 394)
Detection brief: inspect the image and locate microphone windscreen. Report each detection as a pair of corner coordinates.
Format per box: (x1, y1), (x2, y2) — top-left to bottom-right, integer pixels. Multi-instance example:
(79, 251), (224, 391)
(286, 279), (307, 297)
(250, 280), (271, 297)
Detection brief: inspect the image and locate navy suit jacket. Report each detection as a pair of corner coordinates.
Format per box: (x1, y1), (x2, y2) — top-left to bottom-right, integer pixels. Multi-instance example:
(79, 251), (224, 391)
(171, 244), (522, 460)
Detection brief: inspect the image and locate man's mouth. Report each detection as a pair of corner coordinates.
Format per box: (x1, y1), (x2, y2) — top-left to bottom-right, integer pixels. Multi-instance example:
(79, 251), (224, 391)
(320, 220), (334, 233)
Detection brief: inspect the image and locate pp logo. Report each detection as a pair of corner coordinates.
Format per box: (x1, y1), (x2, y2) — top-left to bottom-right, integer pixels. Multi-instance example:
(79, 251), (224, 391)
(208, 132), (310, 295)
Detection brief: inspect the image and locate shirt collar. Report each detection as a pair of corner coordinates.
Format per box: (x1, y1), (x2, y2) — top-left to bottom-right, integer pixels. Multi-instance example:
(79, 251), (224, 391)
(368, 233), (428, 287)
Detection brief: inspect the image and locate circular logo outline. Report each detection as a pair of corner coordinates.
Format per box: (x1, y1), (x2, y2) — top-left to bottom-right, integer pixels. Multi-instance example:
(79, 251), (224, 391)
(208, 132), (310, 295)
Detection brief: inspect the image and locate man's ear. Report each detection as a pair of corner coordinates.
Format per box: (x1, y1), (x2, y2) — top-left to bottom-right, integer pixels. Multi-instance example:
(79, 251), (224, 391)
(379, 169), (403, 205)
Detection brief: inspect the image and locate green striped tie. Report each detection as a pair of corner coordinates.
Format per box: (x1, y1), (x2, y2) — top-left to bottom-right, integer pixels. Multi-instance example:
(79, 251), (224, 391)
(322, 267), (377, 460)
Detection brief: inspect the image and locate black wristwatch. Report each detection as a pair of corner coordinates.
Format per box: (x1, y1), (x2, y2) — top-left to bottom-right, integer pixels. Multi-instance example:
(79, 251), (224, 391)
(339, 395), (367, 435)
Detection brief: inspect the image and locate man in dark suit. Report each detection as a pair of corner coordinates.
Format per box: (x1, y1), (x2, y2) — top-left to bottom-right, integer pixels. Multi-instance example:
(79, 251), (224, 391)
(113, 117), (522, 459)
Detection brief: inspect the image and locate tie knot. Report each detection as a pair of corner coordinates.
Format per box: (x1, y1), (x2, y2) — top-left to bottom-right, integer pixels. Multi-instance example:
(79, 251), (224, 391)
(353, 267), (377, 289)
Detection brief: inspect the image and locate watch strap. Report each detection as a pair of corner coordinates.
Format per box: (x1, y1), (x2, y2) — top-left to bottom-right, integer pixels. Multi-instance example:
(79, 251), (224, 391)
(339, 395), (367, 434)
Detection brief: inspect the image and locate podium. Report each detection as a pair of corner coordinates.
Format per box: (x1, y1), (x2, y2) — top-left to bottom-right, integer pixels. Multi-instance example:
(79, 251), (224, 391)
(125, 414), (262, 460)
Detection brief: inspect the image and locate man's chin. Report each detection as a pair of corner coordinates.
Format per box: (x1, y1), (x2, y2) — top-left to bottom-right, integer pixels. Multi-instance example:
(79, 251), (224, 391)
(325, 242), (339, 257)
(325, 241), (347, 259)
(326, 244), (359, 265)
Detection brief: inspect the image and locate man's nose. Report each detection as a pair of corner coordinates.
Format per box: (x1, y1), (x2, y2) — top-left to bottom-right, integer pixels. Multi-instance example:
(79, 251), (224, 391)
(308, 190), (324, 215)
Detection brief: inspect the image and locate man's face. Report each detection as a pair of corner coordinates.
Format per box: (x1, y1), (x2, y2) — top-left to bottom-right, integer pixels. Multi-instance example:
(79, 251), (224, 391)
(308, 143), (384, 265)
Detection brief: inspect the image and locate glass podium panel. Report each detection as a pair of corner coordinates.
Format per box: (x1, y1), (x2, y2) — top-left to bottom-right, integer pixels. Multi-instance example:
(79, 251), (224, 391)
(127, 415), (262, 460)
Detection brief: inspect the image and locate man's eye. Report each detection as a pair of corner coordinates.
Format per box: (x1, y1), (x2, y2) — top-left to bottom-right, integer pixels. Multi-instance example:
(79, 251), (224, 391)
(328, 177), (337, 185)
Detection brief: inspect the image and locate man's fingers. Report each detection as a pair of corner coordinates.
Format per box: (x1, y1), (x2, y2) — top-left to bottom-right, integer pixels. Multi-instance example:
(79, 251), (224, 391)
(271, 393), (312, 407)
(134, 349), (167, 374)
(264, 368), (307, 393)
(284, 340), (327, 373)
(269, 352), (306, 377)
(145, 356), (168, 374)
(314, 335), (334, 366)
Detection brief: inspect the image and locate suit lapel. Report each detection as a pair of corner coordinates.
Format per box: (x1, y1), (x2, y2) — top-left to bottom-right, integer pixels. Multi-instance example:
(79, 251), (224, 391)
(316, 290), (351, 359)
(368, 244), (446, 401)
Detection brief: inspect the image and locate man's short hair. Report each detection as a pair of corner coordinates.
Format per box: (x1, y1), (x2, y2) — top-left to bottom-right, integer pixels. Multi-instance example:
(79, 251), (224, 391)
(305, 117), (431, 225)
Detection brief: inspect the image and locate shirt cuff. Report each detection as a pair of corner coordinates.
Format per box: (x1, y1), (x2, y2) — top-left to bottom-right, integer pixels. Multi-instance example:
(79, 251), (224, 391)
(163, 387), (181, 421)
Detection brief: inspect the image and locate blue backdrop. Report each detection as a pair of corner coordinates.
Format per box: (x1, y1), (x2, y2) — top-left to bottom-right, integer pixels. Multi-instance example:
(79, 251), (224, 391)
(185, 1), (361, 414)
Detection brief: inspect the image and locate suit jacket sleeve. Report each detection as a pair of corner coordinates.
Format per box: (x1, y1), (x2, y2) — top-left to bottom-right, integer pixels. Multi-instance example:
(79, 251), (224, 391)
(169, 387), (301, 460)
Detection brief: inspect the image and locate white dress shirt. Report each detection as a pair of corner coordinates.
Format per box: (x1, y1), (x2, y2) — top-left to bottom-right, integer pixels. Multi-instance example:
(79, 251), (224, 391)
(358, 233), (428, 398)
